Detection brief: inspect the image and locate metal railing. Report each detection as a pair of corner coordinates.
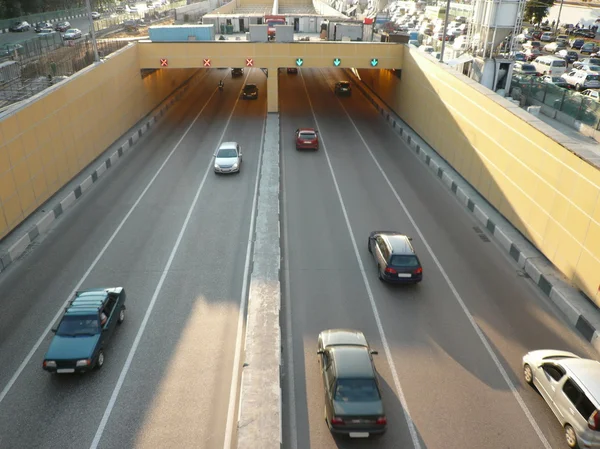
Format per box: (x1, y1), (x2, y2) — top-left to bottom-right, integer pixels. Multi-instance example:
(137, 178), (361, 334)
(511, 75), (600, 128)
(0, 32), (64, 63)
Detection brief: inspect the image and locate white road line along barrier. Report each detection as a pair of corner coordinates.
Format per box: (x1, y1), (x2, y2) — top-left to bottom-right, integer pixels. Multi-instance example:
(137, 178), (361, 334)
(236, 112), (282, 449)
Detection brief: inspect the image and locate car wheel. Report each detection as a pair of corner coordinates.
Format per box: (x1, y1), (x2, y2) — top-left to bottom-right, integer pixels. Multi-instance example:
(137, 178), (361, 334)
(564, 424), (578, 448)
(523, 363), (533, 385)
(118, 307), (125, 324)
(96, 350), (105, 369)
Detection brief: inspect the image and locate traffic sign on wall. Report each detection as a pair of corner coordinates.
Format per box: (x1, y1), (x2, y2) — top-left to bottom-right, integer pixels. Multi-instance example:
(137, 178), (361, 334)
(333, 58), (341, 67)
(160, 58), (168, 67)
(370, 58), (378, 67)
(203, 58), (211, 67)
(246, 58), (254, 67)
(296, 58), (303, 67)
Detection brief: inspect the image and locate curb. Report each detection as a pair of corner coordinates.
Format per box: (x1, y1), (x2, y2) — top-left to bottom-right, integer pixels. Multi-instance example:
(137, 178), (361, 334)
(0, 69), (205, 273)
(344, 68), (600, 353)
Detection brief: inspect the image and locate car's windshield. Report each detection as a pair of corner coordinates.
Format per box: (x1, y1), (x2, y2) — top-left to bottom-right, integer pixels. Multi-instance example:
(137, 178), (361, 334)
(217, 148), (237, 158)
(588, 74), (600, 81)
(521, 65), (535, 71)
(244, 85), (256, 91)
(551, 77), (563, 83)
(66, 29), (76, 33)
(339, 82), (349, 87)
(56, 315), (100, 336)
(589, 66), (600, 72)
(299, 132), (316, 139)
(390, 255), (419, 267)
(334, 379), (380, 402)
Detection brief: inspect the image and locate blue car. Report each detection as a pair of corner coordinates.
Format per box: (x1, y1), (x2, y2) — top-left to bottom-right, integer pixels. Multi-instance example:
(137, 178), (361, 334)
(43, 287), (127, 373)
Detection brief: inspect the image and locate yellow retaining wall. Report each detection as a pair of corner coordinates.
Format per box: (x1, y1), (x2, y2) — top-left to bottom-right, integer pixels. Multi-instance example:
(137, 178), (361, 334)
(0, 44), (198, 240)
(358, 48), (600, 305)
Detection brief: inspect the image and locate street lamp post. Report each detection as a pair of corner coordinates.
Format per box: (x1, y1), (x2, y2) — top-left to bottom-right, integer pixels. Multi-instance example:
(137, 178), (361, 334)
(439, 0), (452, 63)
(554, 0), (565, 35)
(85, 0), (100, 63)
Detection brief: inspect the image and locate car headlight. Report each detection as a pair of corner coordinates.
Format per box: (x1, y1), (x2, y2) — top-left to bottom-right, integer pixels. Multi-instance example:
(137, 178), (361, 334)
(214, 163), (220, 169)
(43, 360), (56, 368)
(76, 359), (91, 367)
(232, 163), (239, 169)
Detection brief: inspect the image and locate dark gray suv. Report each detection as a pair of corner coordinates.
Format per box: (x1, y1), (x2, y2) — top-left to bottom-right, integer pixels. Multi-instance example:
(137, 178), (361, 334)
(368, 231), (423, 283)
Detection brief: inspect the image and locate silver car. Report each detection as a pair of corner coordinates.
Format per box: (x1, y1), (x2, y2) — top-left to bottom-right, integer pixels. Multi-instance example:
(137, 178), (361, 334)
(523, 350), (600, 448)
(214, 142), (242, 174)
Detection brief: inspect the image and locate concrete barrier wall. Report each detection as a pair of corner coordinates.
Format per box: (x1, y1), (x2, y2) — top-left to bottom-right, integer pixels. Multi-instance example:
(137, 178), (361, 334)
(0, 45), (198, 240)
(357, 48), (600, 305)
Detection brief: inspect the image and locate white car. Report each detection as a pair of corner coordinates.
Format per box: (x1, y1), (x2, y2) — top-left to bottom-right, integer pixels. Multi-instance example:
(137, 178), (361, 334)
(63, 28), (82, 40)
(523, 350), (600, 449)
(214, 142), (242, 174)
(562, 69), (600, 90)
(91, 11), (101, 20)
(540, 31), (554, 42)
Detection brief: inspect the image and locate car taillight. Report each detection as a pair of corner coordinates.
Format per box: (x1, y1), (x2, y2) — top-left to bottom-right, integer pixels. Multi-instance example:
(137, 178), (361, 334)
(384, 267), (397, 274)
(588, 410), (600, 430)
(331, 417), (344, 425)
(413, 267), (423, 275)
(376, 417), (387, 425)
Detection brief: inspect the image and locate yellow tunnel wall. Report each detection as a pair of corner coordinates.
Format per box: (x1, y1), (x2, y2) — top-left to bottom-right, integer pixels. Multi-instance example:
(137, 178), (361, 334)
(357, 48), (600, 305)
(0, 44), (198, 240)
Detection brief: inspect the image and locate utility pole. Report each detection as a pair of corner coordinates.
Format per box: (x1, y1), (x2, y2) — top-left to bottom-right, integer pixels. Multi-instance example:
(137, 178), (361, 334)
(85, 0), (100, 63)
(554, 0), (565, 35)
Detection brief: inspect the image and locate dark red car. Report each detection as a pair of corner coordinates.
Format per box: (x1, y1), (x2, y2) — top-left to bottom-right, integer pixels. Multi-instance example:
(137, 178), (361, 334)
(295, 128), (319, 151)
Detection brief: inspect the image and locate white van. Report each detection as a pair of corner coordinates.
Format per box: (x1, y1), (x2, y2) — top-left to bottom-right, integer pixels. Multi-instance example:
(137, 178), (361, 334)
(532, 55), (567, 76)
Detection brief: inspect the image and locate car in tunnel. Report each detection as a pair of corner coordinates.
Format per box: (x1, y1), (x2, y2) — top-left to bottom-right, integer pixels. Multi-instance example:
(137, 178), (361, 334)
(523, 350), (600, 449)
(295, 128), (319, 151)
(317, 329), (387, 439)
(231, 68), (244, 77)
(242, 83), (258, 100)
(334, 81), (352, 96)
(214, 142), (242, 174)
(42, 287), (127, 373)
(368, 231), (423, 283)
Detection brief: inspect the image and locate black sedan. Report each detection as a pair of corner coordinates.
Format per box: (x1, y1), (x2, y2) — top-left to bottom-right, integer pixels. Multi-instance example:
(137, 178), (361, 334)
(317, 329), (387, 438)
(54, 21), (71, 32)
(242, 83), (258, 99)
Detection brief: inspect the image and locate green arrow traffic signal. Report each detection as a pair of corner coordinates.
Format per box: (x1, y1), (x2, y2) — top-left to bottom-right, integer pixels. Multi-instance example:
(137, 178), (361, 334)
(296, 58), (303, 67)
(333, 58), (341, 67)
(370, 58), (378, 67)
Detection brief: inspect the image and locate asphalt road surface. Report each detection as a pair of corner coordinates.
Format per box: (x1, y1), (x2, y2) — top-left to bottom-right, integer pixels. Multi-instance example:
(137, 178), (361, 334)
(0, 68), (265, 449)
(279, 67), (599, 449)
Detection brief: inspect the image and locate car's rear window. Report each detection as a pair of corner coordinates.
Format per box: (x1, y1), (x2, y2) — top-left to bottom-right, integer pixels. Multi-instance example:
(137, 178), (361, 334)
(339, 82), (350, 87)
(390, 255), (419, 267)
(587, 74), (600, 81)
(299, 132), (316, 139)
(552, 60), (566, 67)
(334, 379), (380, 402)
(521, 64), (535, 71)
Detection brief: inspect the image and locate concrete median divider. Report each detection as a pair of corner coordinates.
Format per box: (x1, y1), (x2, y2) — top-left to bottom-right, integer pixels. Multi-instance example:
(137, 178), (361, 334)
(344, 68), (600, 353)
(0, 68), (206, 272)
(236, 112), (282, 449)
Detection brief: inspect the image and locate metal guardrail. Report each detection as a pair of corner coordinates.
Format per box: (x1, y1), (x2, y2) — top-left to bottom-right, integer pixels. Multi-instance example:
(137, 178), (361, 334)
(0, 7), (87, 31)
(511, 75), (600, 128)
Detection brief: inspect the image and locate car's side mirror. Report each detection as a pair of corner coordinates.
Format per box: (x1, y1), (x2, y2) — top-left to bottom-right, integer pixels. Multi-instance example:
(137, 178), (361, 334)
(317, 350), (324, 355)
(51, 327), (57, 333)
(239, 153), (242, 158)
(408, 237), (413, 241)
(370, 350), (379, 355)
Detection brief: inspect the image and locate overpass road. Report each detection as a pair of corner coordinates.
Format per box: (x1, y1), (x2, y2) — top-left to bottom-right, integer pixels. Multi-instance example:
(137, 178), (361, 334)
(279, 68), (599, 449)
(0, 68), (266, 449)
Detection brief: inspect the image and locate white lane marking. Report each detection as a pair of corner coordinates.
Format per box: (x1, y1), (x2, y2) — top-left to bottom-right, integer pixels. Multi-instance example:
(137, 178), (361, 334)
(90, 71), (252, 449)
(0, 69), (213, 407)
(323, 68), (553, 449)
(280, 115), (298, 449)
(299, 70), (421, 449)
(222, 76), (267, 449)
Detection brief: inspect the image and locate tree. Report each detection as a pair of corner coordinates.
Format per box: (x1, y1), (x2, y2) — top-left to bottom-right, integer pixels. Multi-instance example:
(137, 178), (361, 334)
(523, 0), (554, 25)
